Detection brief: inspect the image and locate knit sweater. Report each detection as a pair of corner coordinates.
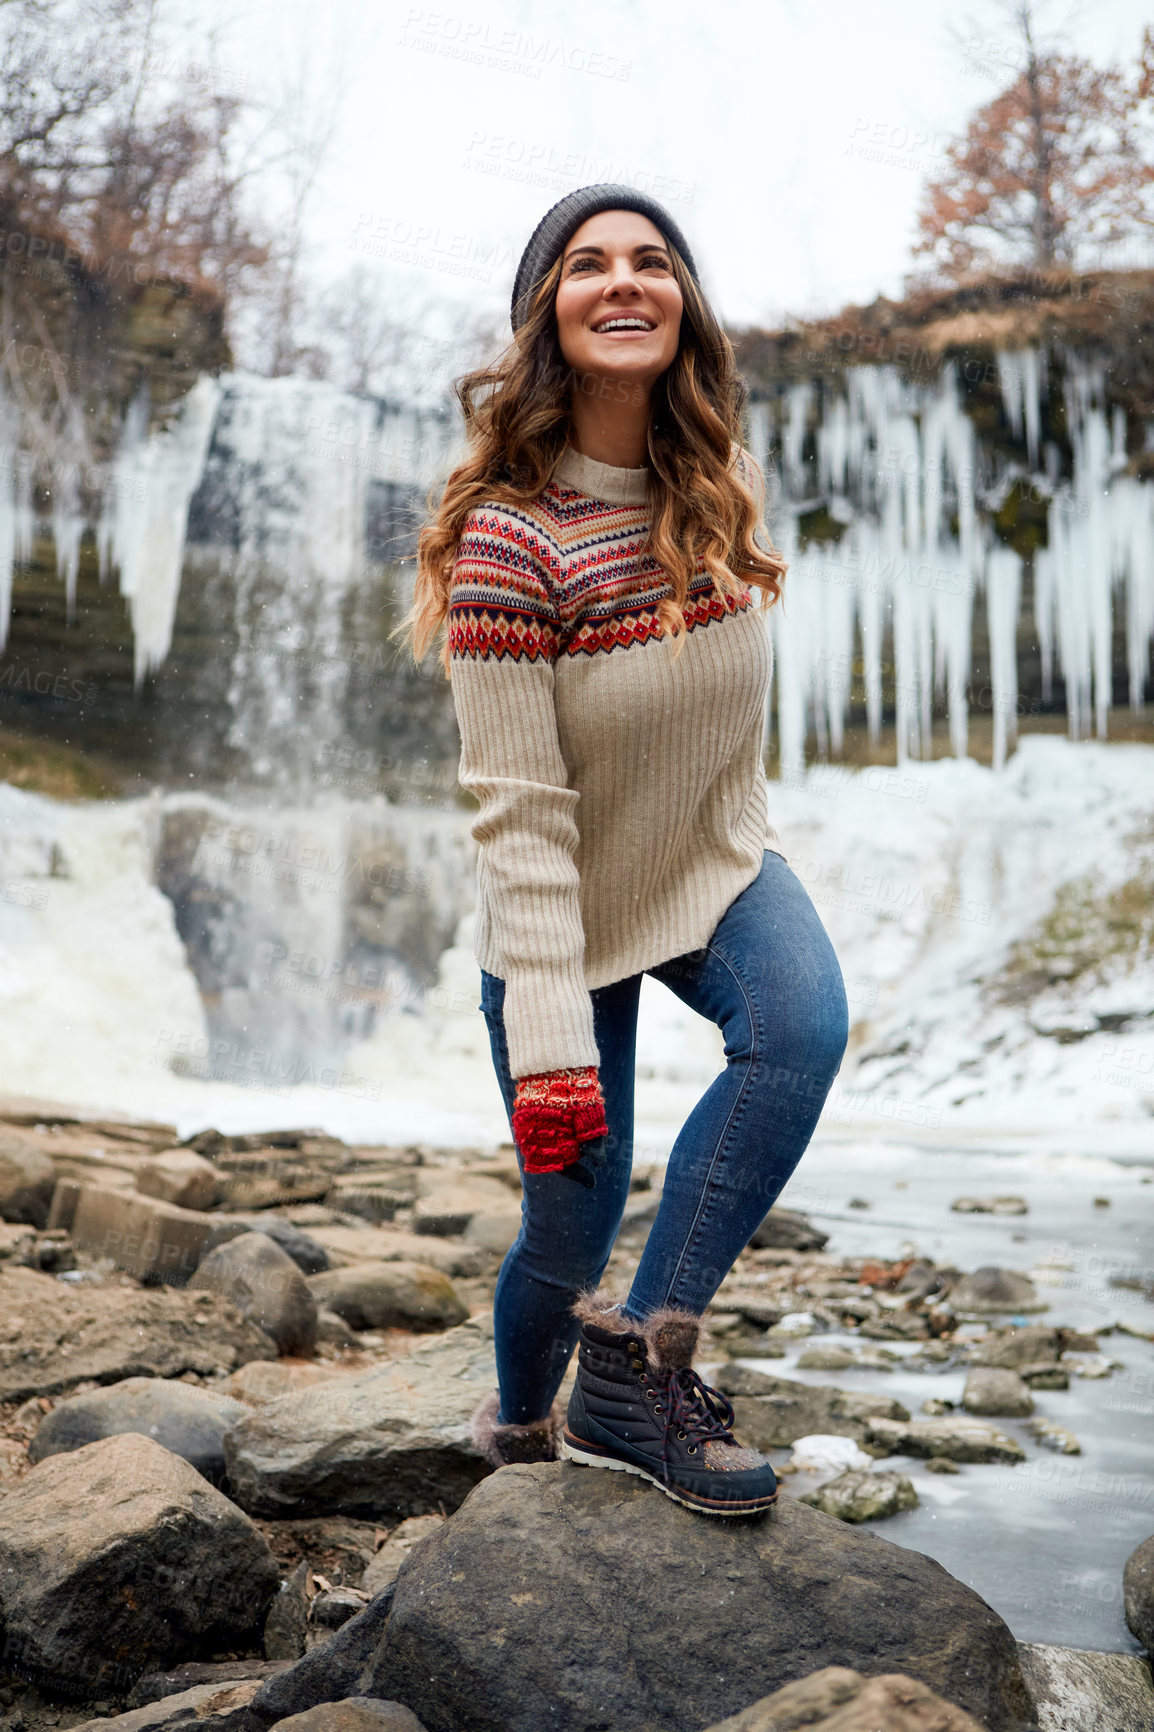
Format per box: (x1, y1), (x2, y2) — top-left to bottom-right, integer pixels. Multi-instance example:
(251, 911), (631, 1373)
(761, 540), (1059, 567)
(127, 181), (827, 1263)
(447, 440), (787, 1081)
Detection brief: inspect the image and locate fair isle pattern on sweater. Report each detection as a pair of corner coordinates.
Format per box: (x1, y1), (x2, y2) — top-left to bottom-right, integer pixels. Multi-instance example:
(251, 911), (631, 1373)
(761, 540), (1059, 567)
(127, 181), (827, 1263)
(449, 472), (758, 664)
(447, 441), (786, 1082)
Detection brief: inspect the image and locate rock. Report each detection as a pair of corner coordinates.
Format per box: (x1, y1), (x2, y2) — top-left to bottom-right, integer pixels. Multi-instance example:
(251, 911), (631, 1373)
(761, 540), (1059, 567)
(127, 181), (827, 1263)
(1062, 1352), (1120, 1378)
(1016, 1641), (1154, 1731)
(746, 1207), (829, 1252)
(317, 1308), (360, 1348)
(251, 1590), (396, 1721)
(359, 1516), (445, 1596)
(857, 1310), (931, 1341)
(1124, 1534), (1154, 1652)
(70, 1184), (216, 1284)
(256, 1515), (381, 1580)
(204, 1216), (332, 1275)
(0, 1129), (57, 1226)
(1023, 1417), (1080, 1454)
(136, 1150), (221, 1212)
(68, 1681), (262, 1732)
(310, 1589), (371, 1645)
(265, 1559), (311, 1661)
(462, 1206), (523, 1255)
(223, 1315), (497, 1518)
(306, 1262), (468, 1333)
(1018, 1361), (1069, 1388)
(798, 1468), (919, 1523)
(920, 1397), (954, 1417)
(0, 1433), (280, 1695)
(127, 1660), (290, 1706)
(969, 1324), (1061, 1367)
(697, 1665), (986, 1731)
(0, 1266), (276, 1401)
(271, 1703), (427, 1732)
(950, 1195), (1028, 1214)
(865, 1416), (1026, 1464)
(363, 1464), (1031, 1732)
(305, 1225), (484, 1279)
(326, 1172), (419, 1224)
(224, 1361), (351, 1404)
(789, 1435), (874, 1474)
(27, 1376), (250, 1485)
(925, 1456), (961, 1474)
(948, 1266), (1046, 1314)
(190, 1232), (318, 1357)
(713, 1364), (910, 1451)
(795, 1344), (860, 1371)
(411, 1173), (513, 1237)
(962, 1367), (1034, 1417)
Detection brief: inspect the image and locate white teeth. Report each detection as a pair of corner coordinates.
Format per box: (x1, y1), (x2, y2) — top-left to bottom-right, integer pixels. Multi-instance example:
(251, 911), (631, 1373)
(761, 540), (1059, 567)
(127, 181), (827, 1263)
(594, 318), (653, 332)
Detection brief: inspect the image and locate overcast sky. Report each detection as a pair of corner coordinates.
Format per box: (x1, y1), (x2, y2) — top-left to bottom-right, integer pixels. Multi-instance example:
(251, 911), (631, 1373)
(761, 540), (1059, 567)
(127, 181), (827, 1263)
(184, 0), (1153, 331)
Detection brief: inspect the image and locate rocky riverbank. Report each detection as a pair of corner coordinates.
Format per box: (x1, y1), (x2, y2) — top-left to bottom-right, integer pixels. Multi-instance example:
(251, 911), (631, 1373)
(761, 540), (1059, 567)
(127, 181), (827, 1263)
(0, 1106), (1151, 1731)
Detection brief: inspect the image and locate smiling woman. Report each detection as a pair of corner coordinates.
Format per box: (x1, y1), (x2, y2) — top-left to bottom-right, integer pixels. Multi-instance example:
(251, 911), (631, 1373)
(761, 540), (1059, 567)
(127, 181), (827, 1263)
(391, 183), (849, 1519)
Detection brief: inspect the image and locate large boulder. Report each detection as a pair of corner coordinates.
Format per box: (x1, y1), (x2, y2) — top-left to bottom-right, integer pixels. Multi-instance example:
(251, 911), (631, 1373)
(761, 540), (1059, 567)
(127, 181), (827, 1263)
(0, 1266), (276, 1402)
(1123, 1533), (1154, 1653)
(223, 1316), (497, 1519)
(0, 1128), (57, 1226)
(699, 1665), (986, 1730)
(190, 1232), (317, 1357)
(355, 1464), (1031, 1732)
(714, 1364), (909, 1450)
(28, 1377), (251, 1486)
(0, 1433), (280, 1697)
(303, 1225), (484, 1280)
(306, 1263), (468, 1333)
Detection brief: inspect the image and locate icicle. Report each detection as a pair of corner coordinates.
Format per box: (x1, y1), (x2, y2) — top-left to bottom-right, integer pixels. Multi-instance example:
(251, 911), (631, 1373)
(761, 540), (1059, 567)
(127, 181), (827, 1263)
(783, 382), (813, 491)
(103, 375), (222, 686)
(985, 546), (1021, 770)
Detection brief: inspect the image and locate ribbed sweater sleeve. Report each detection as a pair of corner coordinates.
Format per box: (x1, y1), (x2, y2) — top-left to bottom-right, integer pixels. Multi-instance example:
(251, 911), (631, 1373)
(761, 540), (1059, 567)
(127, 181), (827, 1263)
(447, 502), (601, 1081)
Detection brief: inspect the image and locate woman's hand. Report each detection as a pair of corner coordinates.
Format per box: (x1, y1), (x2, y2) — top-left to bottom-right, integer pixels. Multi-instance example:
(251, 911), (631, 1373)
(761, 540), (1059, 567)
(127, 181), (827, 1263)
(512, 1064), (609, 1176)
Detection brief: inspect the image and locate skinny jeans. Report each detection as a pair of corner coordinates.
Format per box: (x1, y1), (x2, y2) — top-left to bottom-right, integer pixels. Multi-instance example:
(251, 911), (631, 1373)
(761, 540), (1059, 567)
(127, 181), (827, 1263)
(478, 846), (849, 1425)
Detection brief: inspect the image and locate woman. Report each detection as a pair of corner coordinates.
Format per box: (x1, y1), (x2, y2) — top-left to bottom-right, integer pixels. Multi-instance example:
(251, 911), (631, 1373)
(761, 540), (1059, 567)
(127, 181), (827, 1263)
(393, 184), (848, 1517)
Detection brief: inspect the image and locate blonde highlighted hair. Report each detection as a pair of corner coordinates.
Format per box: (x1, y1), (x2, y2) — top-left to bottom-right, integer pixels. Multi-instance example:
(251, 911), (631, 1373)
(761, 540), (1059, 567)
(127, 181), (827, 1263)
(390, 238), (787, 679)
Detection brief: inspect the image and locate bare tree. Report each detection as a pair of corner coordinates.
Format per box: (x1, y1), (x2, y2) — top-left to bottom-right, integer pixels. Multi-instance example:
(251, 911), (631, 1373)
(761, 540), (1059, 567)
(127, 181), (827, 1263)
(915, 1), (1154, 276)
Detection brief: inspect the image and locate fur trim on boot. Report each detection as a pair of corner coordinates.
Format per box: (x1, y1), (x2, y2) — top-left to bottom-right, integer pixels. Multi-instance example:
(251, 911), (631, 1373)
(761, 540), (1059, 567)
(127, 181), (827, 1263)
(570, 1288), (702, 1373)
(470, 1390), (565, 1467)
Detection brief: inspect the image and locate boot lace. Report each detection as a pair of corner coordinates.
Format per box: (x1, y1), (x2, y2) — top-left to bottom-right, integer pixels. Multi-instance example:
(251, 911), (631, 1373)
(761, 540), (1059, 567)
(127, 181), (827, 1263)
(653, 1365), (738, 1472)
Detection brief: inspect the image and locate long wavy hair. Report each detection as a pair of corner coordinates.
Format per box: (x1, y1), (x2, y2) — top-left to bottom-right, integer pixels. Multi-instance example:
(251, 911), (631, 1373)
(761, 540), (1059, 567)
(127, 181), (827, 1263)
(390, 236), (788, 680)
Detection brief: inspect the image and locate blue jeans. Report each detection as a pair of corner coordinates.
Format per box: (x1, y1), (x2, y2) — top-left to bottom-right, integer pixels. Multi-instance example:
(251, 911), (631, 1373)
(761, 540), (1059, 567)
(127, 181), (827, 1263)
(479, 848), (849, 1425)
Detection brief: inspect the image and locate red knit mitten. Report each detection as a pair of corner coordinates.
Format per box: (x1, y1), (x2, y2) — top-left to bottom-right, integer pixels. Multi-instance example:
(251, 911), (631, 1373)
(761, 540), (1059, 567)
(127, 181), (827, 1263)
(512, 1065), (609, 1175)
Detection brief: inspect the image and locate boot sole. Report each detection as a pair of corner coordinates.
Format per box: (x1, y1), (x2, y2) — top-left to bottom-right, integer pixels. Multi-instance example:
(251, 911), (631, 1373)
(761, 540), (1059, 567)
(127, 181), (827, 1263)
(560, 1429), (778, 1516)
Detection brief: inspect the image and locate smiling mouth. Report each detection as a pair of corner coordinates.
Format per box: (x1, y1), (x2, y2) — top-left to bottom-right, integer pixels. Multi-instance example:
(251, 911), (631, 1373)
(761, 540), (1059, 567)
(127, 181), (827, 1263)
(591, 317), (656, 334)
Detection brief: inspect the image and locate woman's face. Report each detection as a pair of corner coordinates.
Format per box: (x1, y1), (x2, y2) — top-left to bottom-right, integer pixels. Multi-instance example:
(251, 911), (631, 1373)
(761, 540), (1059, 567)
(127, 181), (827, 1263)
(553, 209), (683, 396)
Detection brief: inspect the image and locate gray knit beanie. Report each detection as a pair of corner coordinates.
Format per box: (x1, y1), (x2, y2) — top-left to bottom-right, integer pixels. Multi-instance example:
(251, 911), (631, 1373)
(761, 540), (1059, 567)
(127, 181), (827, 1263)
(510, 183), (701, 334)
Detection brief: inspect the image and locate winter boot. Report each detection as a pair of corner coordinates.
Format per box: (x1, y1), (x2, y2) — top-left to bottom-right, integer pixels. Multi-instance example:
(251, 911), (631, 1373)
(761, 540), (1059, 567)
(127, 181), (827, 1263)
(471, 1391), (565, 1466)
(561, 1292), (779, 1516)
